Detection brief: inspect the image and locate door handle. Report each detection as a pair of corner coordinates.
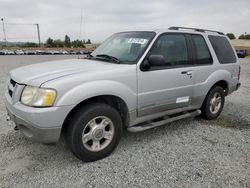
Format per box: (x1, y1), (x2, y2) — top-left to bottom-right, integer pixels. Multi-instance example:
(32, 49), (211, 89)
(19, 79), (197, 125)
(181, 71), (193, 75)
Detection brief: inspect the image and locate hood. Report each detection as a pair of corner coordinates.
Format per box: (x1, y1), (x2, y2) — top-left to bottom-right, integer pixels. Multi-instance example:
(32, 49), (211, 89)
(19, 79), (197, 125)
(10, 59), (128, 86)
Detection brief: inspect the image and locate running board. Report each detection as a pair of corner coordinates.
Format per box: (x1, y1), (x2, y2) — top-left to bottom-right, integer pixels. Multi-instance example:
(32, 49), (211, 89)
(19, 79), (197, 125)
(127, 110), (201, 133)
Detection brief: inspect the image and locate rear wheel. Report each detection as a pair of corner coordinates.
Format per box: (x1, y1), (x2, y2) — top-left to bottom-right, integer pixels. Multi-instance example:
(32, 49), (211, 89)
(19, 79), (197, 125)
(66, 103), (122, 162)
(201, 86), (225, 120)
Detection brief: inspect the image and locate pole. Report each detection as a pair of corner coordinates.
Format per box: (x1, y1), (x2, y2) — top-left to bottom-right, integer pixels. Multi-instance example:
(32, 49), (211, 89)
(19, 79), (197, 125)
(36, 24), (41, 47)
(1, 18), (7, 46)
(79, 8), (83, 41)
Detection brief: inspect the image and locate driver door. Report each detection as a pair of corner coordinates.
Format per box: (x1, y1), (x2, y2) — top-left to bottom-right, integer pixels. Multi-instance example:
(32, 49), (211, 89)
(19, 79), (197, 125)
(137, 33), (195, 116)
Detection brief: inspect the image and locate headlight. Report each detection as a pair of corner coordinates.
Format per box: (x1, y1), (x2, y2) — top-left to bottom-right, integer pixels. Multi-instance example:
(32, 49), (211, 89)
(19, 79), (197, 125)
(21, 86), (57, 107)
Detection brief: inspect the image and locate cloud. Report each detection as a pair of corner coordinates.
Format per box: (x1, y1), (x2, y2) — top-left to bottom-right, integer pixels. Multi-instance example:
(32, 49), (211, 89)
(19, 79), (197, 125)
(0, 0), (249, 43)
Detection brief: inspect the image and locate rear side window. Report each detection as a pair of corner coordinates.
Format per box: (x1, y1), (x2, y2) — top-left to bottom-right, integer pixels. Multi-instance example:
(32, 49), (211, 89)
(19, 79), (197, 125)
(192, 35), (212, 65)
(208, 36), (236, 64)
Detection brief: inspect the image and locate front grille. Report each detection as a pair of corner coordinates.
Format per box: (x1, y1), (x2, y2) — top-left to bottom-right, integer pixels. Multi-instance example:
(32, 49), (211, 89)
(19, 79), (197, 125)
(8, 78), (17, 98)
(8, 87), (13, 97)
(10, 79), (17, 87)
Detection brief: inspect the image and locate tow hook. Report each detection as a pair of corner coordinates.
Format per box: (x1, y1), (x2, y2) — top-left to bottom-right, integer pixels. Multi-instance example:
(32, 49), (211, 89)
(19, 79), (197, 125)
(6, 115), (10, 121)
(6, 115), (19, 131)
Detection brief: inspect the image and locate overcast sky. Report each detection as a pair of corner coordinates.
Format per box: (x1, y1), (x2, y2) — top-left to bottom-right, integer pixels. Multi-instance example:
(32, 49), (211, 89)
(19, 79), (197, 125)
(0, 0), (249, 43)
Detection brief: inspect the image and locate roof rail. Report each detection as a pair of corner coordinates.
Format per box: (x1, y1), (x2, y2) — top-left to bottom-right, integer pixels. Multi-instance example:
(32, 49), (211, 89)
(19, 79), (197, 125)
(168, 26), (224, 35)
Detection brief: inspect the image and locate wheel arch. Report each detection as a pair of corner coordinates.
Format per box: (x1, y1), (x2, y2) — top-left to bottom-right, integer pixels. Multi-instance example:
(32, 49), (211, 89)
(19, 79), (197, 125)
(201, 80), (228, 108)
(206, 80), (229, 96)
(211, 80), (229, 95)
(62, 95), (130, 132)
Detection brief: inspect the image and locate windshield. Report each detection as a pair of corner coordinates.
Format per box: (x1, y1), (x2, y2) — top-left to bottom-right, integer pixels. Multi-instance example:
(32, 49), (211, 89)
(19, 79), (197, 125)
(91, 31), (156, 64)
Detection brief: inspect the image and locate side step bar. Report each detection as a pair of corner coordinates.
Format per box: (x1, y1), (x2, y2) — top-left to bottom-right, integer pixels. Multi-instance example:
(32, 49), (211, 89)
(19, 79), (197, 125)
(127, 110), (201, 133)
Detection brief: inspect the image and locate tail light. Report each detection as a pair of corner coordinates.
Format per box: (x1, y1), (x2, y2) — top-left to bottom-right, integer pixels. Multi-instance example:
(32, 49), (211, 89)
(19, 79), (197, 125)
(238, 65), (241, 80)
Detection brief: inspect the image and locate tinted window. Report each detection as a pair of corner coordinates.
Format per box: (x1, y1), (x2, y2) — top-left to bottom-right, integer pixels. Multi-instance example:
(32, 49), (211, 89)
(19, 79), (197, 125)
(208, 36), (236, 64)
(150, 34), (189, 66)
(192, 35), (212, 64)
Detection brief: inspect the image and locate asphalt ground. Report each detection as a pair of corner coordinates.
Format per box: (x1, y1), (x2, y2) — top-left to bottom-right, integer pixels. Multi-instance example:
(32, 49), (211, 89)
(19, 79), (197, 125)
(0, 56), (249, 188)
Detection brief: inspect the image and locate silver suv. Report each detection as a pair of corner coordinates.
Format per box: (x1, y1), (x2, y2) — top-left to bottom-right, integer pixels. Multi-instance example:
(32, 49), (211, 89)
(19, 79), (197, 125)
(5, 27), (241, 161)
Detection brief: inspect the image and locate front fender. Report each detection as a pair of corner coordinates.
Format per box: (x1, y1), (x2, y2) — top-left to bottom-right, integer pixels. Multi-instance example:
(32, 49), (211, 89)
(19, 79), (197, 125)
(55, 80), (137, 111)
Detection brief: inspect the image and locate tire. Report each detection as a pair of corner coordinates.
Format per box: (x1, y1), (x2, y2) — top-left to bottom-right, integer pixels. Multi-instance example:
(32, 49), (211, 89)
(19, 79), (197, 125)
(66, 103), (123, 162)
(201, 86), (225, 120)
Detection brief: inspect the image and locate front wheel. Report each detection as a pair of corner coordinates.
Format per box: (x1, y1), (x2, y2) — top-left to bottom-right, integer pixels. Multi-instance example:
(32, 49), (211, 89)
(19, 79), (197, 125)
(66, 103), (123, 162)
(201, 86), (225, 120)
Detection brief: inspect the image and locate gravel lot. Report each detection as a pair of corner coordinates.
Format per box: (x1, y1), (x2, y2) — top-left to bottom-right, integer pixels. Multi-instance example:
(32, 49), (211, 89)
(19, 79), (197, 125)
(0, 56), (249, 188)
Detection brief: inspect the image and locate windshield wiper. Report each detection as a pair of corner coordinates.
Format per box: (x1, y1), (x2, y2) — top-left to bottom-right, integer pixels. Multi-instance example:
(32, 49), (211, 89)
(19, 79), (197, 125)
(95, 54), (120, 64)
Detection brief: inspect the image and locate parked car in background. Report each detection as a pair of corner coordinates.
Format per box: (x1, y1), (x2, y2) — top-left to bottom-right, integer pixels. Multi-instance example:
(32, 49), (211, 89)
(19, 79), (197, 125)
(43, 50), (51, 55)
(236, 49), (247, 58)
(59, 50), (69, 55)
(0, 50), (5, 55)
(68, 50), (77, 55)
(0, 49), (92, 55)
(24, 50), (37, 55)
(81, 49), (90, 54)
(15, 50), (25, 55)
(36, 50), (44, 55)
(47, 50), (60, 55)
(2, 49), (15, 55)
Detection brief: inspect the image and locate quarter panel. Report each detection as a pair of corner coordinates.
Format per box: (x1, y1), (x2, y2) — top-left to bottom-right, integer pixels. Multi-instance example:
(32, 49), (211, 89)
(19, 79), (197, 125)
(192, 67), (235, 108)
(191, 34), (240, 108)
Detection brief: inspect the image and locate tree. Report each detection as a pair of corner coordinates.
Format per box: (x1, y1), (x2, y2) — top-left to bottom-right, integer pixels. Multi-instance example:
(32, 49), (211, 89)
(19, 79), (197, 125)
(46, 37), (55, 48)
(239, 34), (250, 40)
(64, 35), (71, 48)
(86, 39), (91, 44)
(54, 39), (64, 47)
(245, 35), (250, 39)
(21, 42), (38, 48)
(71, 40), (85, 48)
(226, 33), (236, 40)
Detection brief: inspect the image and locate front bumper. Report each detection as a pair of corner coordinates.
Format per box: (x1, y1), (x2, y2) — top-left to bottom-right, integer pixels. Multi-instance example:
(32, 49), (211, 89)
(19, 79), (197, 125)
(6, 108), (61, 143)
(5, 92), (74, 144)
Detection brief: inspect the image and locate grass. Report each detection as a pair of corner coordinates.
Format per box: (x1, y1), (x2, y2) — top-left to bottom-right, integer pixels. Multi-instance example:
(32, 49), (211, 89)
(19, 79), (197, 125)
(246, 55), (250, 58)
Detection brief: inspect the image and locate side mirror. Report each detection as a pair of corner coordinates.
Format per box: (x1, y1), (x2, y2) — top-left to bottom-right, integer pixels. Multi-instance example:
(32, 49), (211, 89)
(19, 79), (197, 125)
(148, 55), (166, 66)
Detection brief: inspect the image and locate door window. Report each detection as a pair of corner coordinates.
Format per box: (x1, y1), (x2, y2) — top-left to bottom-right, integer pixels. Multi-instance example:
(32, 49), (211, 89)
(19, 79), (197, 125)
(150, 34), (189, 66)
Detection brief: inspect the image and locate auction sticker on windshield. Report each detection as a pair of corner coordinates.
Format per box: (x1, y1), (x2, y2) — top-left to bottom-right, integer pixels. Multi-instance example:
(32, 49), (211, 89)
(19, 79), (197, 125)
(127, 38), (148, 44)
